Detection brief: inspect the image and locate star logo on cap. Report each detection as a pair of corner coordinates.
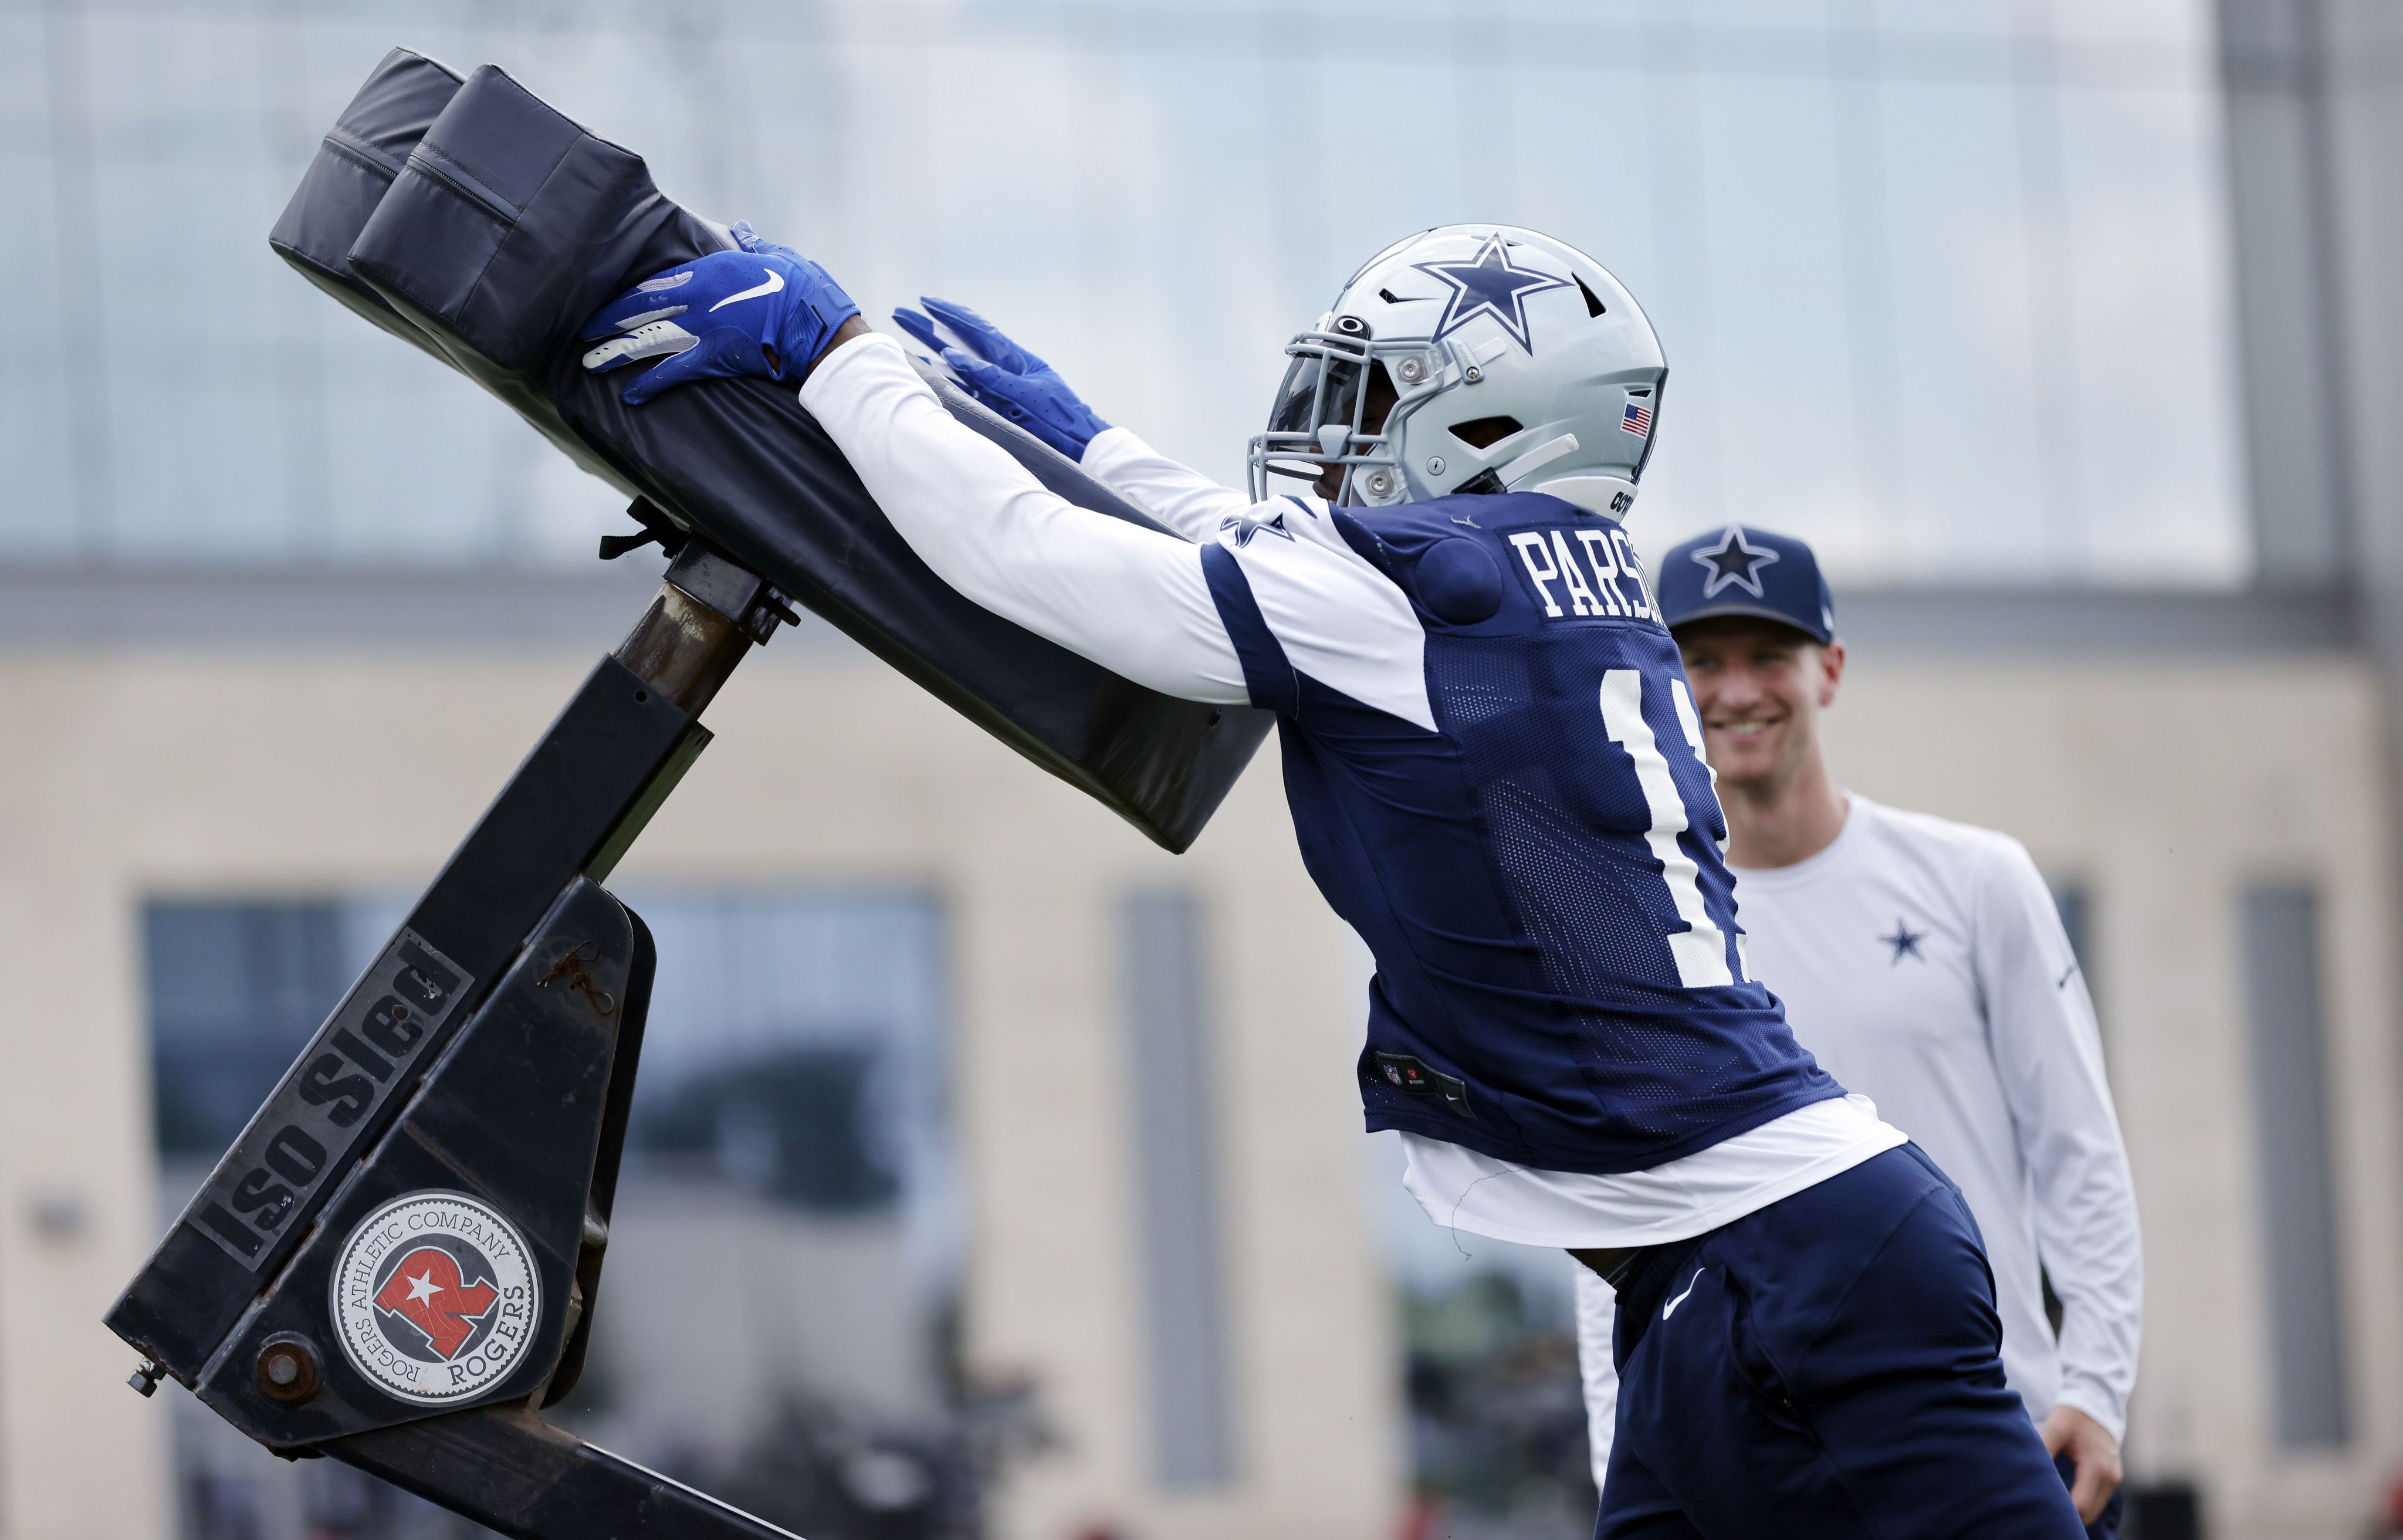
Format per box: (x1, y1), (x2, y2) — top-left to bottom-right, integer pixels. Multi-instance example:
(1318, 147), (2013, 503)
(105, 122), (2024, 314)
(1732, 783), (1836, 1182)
(1692, 527), (1782, 598)
(1412, 236), (1572, 354)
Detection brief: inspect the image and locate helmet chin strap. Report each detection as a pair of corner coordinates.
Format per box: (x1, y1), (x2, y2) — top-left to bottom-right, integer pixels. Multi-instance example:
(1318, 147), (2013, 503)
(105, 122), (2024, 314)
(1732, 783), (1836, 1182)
(1496, 432), (1580, 488)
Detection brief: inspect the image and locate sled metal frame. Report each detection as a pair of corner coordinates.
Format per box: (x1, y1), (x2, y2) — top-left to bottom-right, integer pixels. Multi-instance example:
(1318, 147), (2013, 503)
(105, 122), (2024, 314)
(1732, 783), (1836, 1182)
(107, 517), (814, 1539)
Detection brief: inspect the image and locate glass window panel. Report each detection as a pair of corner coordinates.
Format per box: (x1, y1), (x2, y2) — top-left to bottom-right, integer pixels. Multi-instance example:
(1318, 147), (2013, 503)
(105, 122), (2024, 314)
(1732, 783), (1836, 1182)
(144, 900), (349, 1156)
(2240, 883), (2351, 1449)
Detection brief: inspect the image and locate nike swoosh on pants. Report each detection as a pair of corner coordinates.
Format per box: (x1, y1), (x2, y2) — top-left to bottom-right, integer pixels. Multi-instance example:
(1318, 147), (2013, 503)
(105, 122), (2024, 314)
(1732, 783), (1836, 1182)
(1663, 1267), (1705, 1318)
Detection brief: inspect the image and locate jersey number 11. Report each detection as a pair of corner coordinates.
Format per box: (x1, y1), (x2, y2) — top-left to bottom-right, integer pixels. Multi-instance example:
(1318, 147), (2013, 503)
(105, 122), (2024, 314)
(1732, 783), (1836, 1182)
(1599, 669), (1739, 990)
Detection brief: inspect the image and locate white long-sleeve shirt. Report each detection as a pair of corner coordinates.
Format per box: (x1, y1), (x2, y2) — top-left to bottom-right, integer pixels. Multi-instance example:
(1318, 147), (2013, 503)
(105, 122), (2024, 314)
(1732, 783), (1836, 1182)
(1578, 794), (2142, 1485)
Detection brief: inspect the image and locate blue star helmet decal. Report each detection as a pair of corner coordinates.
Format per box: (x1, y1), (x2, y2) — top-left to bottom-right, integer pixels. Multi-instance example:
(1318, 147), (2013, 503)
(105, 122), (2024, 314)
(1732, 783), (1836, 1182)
(1412, 235), (1574, 355)
(1693, 526), (1782, 598)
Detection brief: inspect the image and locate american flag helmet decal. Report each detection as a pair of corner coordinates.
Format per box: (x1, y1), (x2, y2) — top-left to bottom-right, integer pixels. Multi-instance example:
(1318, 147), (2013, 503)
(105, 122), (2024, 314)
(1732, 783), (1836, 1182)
(1622, 401), (1653, 436)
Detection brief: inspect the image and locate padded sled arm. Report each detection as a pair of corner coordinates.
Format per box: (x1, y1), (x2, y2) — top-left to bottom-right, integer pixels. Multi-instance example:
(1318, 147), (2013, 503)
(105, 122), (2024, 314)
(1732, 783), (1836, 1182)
(269, 48), (1269, 852)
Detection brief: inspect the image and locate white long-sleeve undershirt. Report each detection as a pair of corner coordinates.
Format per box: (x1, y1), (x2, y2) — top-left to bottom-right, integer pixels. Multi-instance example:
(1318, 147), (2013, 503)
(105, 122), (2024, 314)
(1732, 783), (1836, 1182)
(800, 333), (1440, 731)
(798, 333), (1249, 704)
(1079, 425), (1254, 543)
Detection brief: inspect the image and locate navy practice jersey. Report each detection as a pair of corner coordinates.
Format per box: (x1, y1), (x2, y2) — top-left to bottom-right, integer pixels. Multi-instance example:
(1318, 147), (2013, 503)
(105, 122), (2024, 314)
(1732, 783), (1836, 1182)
(803, 336), (1842, 1176)
(1199, 490), (1840, 1173)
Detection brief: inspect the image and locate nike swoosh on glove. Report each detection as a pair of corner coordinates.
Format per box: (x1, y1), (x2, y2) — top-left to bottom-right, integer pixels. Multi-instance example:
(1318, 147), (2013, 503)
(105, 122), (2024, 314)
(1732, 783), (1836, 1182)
(892, 296), (1111, 461)
(580, 222), (860, 404)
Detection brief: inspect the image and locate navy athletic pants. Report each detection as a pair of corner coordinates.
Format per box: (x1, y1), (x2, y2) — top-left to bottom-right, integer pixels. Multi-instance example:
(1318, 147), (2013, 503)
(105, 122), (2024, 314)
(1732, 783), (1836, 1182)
(1595, 1143), (2087, 1539)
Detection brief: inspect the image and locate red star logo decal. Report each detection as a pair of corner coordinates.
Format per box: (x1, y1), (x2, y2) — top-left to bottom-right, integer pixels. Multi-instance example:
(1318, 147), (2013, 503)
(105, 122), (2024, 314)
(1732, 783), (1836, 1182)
(373, 1245), (500, 1359)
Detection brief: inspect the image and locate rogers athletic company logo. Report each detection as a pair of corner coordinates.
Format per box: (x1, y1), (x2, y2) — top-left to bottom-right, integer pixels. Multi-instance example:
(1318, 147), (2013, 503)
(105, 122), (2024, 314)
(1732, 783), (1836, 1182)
(330, 1192), (540, 1404)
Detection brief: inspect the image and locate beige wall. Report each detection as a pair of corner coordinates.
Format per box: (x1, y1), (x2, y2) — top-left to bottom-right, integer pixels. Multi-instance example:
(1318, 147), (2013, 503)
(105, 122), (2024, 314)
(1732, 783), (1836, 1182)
(0, 669), (174, 1540)
(1825, 650), (2403, 1540)
(0, 631), (1400, 1540)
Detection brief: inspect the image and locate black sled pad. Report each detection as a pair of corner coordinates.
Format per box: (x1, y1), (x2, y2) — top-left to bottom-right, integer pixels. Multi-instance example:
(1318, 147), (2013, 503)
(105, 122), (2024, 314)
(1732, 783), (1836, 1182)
(270, 48), (1269, 852)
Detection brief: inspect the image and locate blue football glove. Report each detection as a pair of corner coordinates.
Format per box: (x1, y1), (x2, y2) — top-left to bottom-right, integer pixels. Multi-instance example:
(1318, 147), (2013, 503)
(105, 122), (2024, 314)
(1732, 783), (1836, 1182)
(892, 297), (1110, 460)
(580, 222), (859, 405)
(726, 219), (801, 265)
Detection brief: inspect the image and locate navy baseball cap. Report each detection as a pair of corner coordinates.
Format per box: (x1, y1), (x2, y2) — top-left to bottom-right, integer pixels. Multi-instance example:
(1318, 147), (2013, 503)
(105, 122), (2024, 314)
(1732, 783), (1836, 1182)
(1653, 525), (1835, 644)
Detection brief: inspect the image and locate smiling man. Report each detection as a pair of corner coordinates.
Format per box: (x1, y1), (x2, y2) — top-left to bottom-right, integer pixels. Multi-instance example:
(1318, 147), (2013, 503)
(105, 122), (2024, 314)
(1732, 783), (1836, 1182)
(1573, 524), (2145, 1536)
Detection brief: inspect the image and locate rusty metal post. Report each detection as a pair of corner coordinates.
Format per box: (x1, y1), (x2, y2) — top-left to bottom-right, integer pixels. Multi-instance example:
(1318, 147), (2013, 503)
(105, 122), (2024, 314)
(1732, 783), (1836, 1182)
(613, 541), (796, 716)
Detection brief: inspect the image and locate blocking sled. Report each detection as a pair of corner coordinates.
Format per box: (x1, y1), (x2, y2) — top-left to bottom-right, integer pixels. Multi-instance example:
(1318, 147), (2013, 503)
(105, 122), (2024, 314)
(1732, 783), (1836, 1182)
(105, 46), (1272, 1539)
(110, 544), (824, 1536)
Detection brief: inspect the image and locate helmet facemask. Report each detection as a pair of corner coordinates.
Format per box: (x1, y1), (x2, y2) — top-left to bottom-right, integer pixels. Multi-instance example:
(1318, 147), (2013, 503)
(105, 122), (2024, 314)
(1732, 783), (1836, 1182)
(1248, 319), (1431, 504)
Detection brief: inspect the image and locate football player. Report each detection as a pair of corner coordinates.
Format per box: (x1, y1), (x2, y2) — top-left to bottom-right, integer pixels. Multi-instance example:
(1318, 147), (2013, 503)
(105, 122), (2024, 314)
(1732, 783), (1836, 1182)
(580, 222), (2090, 1537)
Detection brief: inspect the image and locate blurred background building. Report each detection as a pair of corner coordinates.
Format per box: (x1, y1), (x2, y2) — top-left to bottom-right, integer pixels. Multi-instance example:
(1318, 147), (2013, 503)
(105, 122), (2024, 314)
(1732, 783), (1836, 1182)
(4, 1), (2403, 1537)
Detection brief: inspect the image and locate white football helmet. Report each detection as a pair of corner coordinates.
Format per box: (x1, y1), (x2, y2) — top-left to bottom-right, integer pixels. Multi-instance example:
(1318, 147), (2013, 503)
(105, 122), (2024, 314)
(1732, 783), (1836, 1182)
(1247, 225), (1667, 517)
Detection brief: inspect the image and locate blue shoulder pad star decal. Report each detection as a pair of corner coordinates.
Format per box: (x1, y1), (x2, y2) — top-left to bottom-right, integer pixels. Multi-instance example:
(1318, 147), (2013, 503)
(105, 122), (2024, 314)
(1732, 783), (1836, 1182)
(1221, 509), (1293, 547)
(1693, 526), (1781, 598)
(1412, 236), (1573, 355)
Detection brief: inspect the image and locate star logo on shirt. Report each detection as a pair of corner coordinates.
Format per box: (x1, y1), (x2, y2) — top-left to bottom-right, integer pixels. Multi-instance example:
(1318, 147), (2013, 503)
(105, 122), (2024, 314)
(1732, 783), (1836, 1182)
(1412, 235), (1572, 354)
(1692, 527), (1782, 598)
(1879, 919), (1927, 964)
(1221, 509), (1292, 547)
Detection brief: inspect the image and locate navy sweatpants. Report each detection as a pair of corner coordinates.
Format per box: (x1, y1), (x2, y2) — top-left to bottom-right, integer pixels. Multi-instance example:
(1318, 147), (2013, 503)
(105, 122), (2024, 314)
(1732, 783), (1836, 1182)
(1596, 1143), (2087, 1539)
